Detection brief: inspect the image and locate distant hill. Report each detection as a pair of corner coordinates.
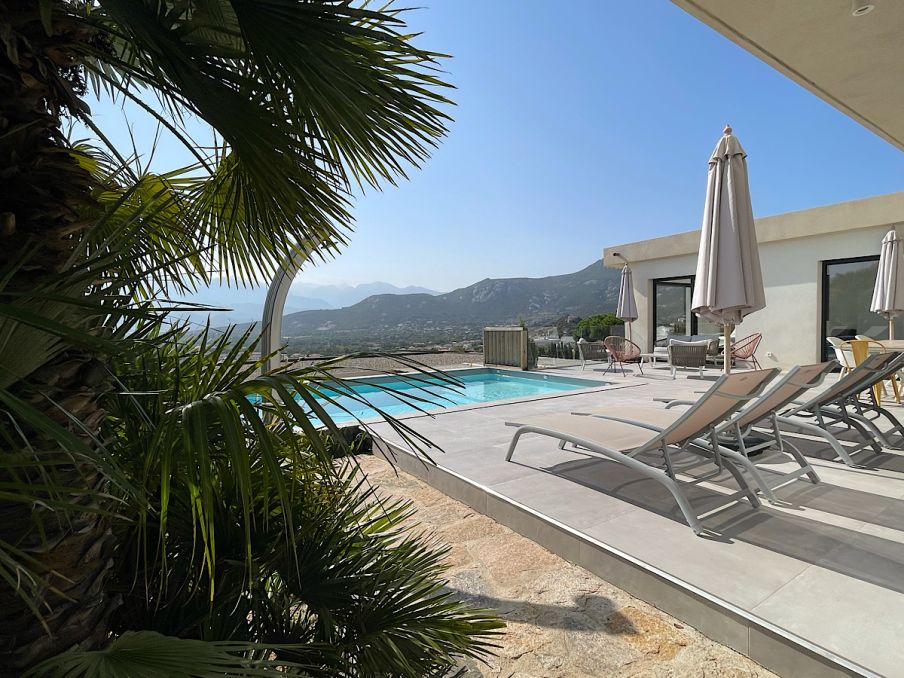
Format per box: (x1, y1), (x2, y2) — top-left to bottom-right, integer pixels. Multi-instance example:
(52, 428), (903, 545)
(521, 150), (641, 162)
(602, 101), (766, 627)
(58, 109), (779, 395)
(172, 281), (439, 326)
(291, 281), (439, 309)
(179, 297), (330, 328)
(251, 262), (621, 346)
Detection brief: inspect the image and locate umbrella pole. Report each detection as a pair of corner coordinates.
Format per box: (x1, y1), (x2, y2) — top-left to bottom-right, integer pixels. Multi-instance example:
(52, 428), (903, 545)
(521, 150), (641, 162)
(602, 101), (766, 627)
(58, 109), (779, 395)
(723, 323), (733, 374)
(890, 318), (896, 341)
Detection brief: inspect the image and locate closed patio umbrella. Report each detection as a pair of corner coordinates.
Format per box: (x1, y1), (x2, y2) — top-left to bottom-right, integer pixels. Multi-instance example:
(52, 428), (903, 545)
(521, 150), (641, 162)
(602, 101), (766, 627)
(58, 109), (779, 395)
(616, 263), (638, 340)
(870, 230), (904, 340)
(691, 125), (765, 373)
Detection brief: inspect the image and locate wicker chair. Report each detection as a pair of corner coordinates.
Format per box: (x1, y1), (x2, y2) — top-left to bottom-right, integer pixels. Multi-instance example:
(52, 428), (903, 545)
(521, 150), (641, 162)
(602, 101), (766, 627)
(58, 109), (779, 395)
(730, 333), (763, 370)
(667, 340), (709, 379)
(602, 336), (643, 376)
(577, 341), (607, 370)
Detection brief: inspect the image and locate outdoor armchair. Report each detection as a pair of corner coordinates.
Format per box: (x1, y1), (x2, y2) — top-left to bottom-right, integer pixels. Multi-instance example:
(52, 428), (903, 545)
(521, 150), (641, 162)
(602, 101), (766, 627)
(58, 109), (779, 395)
(505, 369), (779, 534)
(602, 336), (643, 376)
(577, 341), (607, 371)
(730, 332), (763, 370)
(667, 340), (709, 378)
(826, 337), (855, 376)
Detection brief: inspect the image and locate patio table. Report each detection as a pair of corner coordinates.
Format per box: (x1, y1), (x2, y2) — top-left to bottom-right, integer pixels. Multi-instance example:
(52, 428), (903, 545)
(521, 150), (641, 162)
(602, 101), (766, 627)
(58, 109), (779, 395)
(869, 339), (904, 352)
(639, 351), (669, 370)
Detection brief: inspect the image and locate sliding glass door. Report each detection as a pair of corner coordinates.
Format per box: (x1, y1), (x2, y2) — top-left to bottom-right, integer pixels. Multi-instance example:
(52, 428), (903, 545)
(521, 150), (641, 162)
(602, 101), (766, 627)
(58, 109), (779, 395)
(652, 276), (722, 347)
(821, 255), (903, 359)
(653, 277), (691, 345)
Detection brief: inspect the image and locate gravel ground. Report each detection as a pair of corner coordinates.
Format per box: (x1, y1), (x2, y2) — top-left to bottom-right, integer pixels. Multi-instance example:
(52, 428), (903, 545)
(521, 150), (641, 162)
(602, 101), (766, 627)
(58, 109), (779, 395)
(287, 352), (484, 378)
(355, 454), (777, 678)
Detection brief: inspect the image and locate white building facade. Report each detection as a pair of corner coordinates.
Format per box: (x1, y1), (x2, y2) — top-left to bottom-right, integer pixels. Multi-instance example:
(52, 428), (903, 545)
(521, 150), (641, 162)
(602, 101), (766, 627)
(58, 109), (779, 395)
(604, 191), (904, 369)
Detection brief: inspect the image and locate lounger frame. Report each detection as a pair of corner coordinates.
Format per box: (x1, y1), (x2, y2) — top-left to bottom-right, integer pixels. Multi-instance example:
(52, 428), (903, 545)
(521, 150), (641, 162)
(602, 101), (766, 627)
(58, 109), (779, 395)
(780, 352), (904, 466)
(506, 370), (779, 535)
(665, 362), (836, 493)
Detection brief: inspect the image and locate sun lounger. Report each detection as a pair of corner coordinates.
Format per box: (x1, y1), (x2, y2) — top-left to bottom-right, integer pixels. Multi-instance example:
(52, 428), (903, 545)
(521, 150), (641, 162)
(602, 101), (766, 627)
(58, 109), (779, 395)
(504, 369), (779, 534)
(777, 351), (904, 466)
(662, 355), (904, 462)
(654, 362), (837, 493)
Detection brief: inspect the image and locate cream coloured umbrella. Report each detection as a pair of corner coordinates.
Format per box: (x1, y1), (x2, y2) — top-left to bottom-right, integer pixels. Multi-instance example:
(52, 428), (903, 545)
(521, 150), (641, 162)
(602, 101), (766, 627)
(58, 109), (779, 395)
(870, 230), (904, 340)
(691, 125), (765, 373)
(616, 264), (638, 341)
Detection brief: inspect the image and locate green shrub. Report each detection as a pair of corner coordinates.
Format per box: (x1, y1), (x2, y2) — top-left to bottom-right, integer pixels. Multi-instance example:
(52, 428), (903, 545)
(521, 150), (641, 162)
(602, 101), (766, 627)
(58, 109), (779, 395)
(527, 338), (539, 369)
(573, 313), (624, 340)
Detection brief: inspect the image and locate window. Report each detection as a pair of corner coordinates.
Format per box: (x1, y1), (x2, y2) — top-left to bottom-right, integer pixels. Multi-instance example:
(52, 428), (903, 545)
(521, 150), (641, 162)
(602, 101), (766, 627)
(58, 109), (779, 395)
(652, 276), (721, 348)
(821, 256), (902, 360)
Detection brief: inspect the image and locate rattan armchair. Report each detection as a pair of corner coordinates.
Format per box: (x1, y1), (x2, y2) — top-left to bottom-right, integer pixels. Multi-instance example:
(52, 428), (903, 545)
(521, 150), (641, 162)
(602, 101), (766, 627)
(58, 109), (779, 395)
(602, 336), (643, 376)
(730, 332), (763, 370)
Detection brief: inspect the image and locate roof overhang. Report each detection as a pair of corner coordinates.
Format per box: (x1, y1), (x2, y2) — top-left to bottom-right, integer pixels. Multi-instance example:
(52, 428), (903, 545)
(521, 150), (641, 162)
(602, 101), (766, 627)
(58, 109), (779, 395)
(672, 0), (904, 151)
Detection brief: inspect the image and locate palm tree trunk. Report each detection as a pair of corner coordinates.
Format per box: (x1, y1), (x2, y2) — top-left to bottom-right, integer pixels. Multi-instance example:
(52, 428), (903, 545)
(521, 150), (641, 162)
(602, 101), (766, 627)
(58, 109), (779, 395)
(0, 2), (118, 671)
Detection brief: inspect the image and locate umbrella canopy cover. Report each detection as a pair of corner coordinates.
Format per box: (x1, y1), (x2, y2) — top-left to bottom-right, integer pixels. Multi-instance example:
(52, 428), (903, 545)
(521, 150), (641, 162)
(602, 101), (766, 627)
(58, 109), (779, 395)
(691, 127), (765, 326)
(616, 264), (638, 322)
(871, 230), (904, 320)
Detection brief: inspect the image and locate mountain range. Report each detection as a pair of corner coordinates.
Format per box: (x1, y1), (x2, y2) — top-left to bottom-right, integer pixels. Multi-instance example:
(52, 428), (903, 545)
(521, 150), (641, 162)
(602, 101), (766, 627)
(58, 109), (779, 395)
(174, 281), (439, 327)
(222, 262), (621, 351)
(293, 281), (438, 309)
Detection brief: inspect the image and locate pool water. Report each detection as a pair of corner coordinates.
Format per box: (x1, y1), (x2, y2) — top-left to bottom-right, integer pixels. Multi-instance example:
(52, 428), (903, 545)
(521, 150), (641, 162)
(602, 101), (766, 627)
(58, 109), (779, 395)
(312, 368), (603, 423)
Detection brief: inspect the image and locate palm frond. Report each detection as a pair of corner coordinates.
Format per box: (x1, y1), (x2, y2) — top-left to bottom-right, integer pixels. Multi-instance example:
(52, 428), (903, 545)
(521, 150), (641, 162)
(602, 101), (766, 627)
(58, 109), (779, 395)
(273, 461), (503, 675)
(25, 630), (323, 677)
(0, 240), (181, 629)
(0, 1), (497, 673)
(104, 324), (501, 675)
(65, 0), (452, 285)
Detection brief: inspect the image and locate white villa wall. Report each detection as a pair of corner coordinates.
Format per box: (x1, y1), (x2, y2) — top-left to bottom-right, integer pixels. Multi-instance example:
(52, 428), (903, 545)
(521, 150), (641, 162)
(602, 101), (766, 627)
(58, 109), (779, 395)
(624, 224), (898, 370)
(607, 193), (904, 369)
(740, 225), (890, 368)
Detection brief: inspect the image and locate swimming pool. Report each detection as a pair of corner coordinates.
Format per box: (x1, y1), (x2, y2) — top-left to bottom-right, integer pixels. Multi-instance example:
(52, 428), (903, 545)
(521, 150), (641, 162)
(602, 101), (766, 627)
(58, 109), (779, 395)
(311, 368), (604, 423)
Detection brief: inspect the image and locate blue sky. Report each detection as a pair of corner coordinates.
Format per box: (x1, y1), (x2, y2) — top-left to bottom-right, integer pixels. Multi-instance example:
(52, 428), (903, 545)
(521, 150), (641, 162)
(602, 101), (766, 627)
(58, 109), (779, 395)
(85, 0), (904, 293)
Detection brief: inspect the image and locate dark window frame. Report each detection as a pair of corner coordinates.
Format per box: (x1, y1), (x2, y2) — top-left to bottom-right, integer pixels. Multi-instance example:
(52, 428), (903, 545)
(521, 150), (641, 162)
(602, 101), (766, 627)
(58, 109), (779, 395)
(820, 254), (880, 361)
(651, 275), (697, 348)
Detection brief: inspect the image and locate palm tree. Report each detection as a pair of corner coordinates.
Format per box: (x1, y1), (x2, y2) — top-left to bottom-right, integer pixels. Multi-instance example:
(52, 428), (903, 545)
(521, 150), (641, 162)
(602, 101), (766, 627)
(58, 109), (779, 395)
(0, 0), (501, 674)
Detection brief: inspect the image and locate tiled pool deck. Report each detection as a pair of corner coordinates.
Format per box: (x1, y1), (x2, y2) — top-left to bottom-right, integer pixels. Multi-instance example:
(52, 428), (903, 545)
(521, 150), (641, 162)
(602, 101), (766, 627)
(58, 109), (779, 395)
(367, 363), (904, 678)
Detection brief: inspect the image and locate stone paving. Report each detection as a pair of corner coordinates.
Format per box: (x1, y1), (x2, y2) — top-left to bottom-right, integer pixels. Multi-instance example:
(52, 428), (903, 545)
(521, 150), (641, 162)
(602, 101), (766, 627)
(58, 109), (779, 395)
(356, 454), (777, 678)
(364, 362), (904, 676)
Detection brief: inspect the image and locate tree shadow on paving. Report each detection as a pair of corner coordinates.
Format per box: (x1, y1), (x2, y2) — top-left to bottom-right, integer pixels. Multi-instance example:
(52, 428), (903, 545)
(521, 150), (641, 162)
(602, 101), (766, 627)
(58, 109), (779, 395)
(445, 587), (640, 635)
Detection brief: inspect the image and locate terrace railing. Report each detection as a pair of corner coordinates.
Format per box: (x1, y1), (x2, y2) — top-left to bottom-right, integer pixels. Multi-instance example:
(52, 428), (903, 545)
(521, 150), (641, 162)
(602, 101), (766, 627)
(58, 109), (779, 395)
(484, 326), (529, 370)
